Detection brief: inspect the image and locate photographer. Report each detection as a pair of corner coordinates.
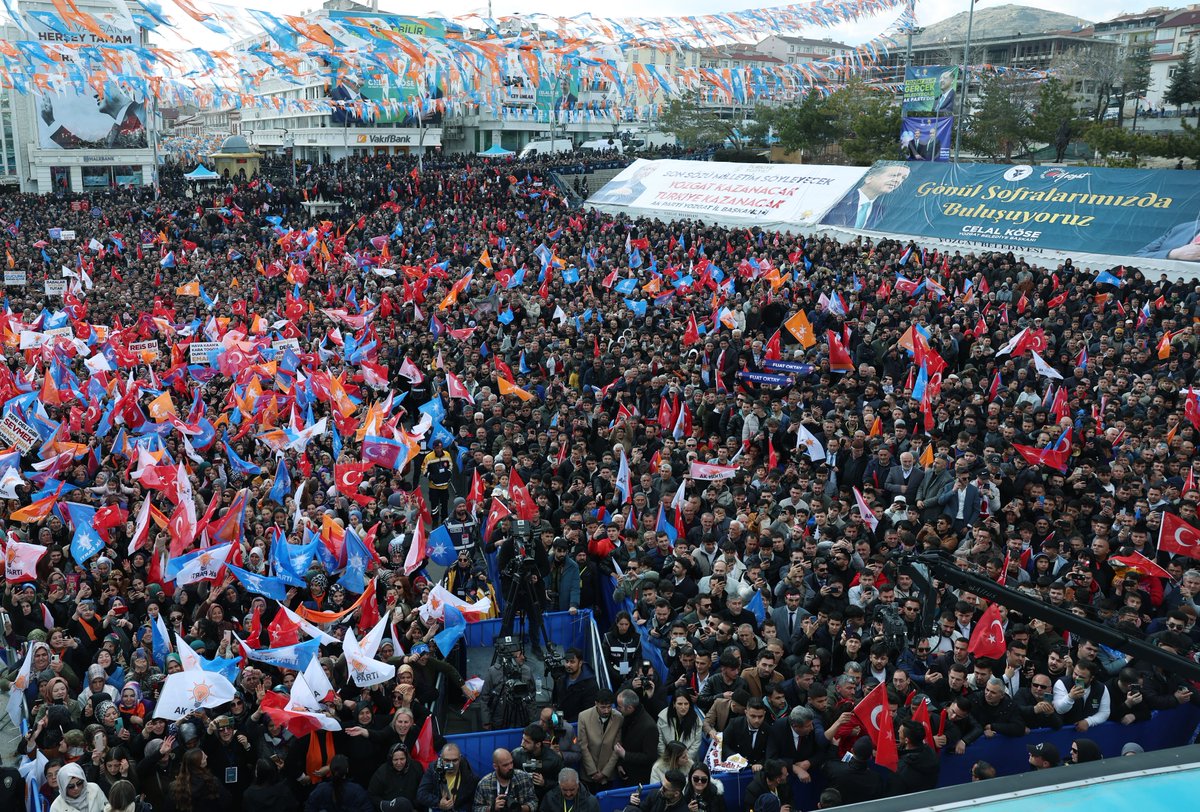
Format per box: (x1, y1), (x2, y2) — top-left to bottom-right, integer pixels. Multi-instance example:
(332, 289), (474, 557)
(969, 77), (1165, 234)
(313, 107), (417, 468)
(417, 744), (478, 812)
(538, 706), (581, 770)
(512, 724), (563, 799)
(619, 660), (664, 718)
(498, 521), (551, 657)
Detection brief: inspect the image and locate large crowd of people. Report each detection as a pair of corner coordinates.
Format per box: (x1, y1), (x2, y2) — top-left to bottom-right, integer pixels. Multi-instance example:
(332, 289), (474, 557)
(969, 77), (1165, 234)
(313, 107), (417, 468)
(1, 145), (1199, 812)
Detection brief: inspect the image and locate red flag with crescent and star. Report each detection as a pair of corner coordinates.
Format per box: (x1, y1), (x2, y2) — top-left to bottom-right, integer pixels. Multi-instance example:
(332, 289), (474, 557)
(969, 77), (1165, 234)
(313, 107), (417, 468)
(967, 602), (1007, 659)
(1159, 511), (1200, 561)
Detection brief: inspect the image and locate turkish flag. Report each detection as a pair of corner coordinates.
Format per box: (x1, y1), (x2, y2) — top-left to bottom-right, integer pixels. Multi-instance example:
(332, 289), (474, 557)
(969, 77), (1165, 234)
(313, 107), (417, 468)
(509, 469), (538, 521)
(483, 498), (512, 542)
(682, 314), (700, 347)
(967, 602), (1007, 660)
(411, 716), (436, 770)
(852, 682), (900, 770)
(335, 463), (373, 507)
(1159, 511), (1200, 561)
(267, 610), (300, 647)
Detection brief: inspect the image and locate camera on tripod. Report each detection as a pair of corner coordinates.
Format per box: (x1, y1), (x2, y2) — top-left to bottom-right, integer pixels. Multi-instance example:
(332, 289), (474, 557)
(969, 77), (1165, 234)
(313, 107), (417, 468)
(542, 646), (566, 681)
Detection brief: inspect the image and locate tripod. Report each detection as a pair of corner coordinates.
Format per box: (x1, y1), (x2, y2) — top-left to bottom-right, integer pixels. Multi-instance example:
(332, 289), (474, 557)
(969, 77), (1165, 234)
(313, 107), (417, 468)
(497, 559), (553, 659)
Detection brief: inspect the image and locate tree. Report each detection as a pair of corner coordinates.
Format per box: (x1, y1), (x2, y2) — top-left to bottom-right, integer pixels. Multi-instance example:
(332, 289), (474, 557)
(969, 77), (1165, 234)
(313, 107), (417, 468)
(823, 79), (903, 165)
(1082, 121), (1162, 166)
(1121, 44), (1152, 126)
(756, 92), (837, 160)
(964, 74), (1034, 162)
(1164, 41), (1198, 117)
(1052, 43), (1124, 121)
(1028, 78), (1079, 161)
(657, 91), (745, 149)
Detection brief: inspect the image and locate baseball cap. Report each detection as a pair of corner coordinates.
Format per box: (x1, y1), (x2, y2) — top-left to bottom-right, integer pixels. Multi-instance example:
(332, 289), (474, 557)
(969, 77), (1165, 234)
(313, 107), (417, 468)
(1027, 741), (1060, 765)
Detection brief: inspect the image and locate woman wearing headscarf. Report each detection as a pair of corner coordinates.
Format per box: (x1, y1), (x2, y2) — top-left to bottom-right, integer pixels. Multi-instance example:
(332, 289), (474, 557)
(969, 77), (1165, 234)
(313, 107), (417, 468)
(51, 762), (108, 812)
(368, 743), (421, 812)
(304, 754), (371, 812)
(1070, 738), (1103, 764)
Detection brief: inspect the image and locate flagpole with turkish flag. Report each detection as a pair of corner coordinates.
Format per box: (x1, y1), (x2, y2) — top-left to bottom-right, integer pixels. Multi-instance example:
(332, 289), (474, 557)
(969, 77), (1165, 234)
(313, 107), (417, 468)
(967, 602), (1007, 660)
(1159, 511), (1200, 561)
(851, 681), (898, 770)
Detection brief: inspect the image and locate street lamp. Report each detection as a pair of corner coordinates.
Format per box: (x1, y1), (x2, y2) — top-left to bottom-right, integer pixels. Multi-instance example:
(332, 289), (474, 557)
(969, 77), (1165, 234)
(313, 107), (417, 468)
(953, 0), (979, 163)
(281, 127), (296, 186)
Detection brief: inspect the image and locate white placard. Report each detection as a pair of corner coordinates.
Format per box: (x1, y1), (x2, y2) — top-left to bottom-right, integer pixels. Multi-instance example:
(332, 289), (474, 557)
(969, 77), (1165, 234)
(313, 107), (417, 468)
(0, 413), (38, 453)
(129, 339), (160, 360)
(4, 270), (27, 287)
(189, 341), (220, 364)
(44, 279), (67, 295)
(272, 338), (301, 353)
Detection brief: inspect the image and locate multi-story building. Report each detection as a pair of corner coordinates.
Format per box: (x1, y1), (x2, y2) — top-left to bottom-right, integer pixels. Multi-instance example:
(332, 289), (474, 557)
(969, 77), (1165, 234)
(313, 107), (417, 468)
(754, 35), (852, 66)
(0, 1), (158, 193)
(1148, 7), (1200, 109)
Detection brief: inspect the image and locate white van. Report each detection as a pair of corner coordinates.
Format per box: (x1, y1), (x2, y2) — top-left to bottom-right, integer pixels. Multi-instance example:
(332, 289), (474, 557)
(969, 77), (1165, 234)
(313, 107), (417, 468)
(626, 131), (677, 150)
(519, 138), (574, 159)
(579, 137), (623, 154)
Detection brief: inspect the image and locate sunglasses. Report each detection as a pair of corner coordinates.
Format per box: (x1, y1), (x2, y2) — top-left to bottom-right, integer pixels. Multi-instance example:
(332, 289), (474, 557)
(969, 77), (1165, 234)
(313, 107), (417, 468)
(691, 776), (708, 784)
(67, 781), (85, 790)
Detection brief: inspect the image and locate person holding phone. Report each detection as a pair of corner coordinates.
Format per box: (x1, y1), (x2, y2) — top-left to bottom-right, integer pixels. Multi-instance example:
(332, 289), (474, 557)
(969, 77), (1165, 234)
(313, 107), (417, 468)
(1052, 660), (1110, 732)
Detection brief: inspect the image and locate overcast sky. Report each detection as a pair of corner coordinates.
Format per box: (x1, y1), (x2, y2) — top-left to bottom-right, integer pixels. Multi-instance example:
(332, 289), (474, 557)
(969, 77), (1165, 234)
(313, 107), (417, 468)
(155, 0), (1151, 53)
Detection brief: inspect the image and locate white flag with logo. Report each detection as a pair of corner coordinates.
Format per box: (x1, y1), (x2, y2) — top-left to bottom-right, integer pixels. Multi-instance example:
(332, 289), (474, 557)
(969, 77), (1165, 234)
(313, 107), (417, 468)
(6, 642), (38, 727)
(796, 424), (826, 463)
(175, 541), (234, 585)
(343, 628), (396, 688)
(154, 668), (236, 720)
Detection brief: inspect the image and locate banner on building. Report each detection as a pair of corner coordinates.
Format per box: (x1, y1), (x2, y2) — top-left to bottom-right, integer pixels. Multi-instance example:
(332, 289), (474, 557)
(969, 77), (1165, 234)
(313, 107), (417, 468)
(325, 12), (446, 126)
(902, 66), (958, 118)
(29, 15), (147, 150)
(586, 159), (868, 228)
(821, 161), (1200, 264)
(901, 117), (952, 161)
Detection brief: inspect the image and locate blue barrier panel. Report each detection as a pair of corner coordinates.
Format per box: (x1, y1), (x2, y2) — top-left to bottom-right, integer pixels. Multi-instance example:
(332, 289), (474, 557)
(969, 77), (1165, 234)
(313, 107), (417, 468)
(463, 609), (593, 650)
(594, 706), (1200, 812)
(935, 704), (1200, 786)
(446, 727), (525, 778)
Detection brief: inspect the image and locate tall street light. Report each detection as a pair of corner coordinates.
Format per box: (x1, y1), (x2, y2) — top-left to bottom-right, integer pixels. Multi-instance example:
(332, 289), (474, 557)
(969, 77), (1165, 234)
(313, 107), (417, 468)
(953, 0), (979, 163)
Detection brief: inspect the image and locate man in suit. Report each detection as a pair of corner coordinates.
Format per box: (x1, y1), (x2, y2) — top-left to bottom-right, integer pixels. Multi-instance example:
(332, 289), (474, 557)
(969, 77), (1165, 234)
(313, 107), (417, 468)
(935, 466), (982, 533)
(935, 70), (957, 116)
(915, 456), (953, 523)
(884, 452), (924, 504)
(765, 706), (829, 781)
(576, 689), (621, 793)
(771, 588), (810, 643)
(743, 759), (791, 812)
(821, 162), (911, 230)
(721, 697), (770, 769)
(1135, 217), (1200, 261)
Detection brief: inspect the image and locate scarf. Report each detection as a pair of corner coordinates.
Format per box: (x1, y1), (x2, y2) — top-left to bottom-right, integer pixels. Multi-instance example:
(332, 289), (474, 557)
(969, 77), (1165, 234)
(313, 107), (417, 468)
(306, 731), (334, 783)
(57, 763), (96, 811)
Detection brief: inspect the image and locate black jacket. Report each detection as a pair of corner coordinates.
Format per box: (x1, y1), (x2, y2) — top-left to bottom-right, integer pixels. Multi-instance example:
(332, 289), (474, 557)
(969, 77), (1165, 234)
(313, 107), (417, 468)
(540, 785), (600, 812)
(243, 781), (300, 812)
(619, 706), (660, 784)
(416, 762), (480, 812)
(764, 717), (828, 769)
(823, 758), (888, 805)
(969, 694), (1026, 737)
(554, 668), (599, 723)
(890, 744), (940, 795)
(720, 717), (769, 766)
(305, 778), (373, 812)
(368, 763), (422, 810)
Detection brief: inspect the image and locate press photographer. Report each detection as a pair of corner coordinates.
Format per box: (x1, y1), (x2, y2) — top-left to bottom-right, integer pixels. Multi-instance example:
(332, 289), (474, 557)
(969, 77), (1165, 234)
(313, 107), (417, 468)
(480, 637), (537, 729)
(416, 744), (479, 812)
(513, 724), (563, 799)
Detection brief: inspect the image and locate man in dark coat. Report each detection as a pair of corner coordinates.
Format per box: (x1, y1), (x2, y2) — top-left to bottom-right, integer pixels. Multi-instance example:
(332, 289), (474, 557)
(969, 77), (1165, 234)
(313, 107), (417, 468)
(615, 689), (658, 785)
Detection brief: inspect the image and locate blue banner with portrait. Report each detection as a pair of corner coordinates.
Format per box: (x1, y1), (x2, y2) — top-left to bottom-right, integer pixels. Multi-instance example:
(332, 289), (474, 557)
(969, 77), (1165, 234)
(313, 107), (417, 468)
(820, 161), (1200, 263)
(901, 117), (952, 162)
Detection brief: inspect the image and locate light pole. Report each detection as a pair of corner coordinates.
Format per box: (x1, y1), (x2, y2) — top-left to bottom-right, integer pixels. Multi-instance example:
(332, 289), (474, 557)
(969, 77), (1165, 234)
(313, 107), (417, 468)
(953, 0), (978, 163)
(281, 127), (296, 187)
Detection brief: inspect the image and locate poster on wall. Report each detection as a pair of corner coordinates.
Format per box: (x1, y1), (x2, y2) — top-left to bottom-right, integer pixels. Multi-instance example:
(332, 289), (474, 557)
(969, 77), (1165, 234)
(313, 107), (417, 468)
(900, 117), (952, 161)
(587, 159), (868, 228)
(821, 161), (1200, 263)
(29, 15), (148, 150)
(902, 66), (958, 118)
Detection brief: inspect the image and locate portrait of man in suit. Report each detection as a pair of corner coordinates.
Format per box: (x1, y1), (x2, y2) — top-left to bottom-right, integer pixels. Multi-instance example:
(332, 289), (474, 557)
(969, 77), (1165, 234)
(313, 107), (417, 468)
(935, 70), (957, 116)
(1135, 215), (1200, 261)
(822, 162), (911, 230)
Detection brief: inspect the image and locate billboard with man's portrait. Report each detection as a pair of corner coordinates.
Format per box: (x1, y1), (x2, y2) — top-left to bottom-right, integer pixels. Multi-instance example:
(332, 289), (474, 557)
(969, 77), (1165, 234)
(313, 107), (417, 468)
(30, 12), (147, 150)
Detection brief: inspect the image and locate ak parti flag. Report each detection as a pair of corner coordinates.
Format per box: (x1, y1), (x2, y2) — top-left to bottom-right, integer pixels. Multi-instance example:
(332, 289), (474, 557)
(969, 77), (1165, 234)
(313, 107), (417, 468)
(497, 376), (534, 402)
(785, 309), (816, 348)
(9, 484), (64, 523)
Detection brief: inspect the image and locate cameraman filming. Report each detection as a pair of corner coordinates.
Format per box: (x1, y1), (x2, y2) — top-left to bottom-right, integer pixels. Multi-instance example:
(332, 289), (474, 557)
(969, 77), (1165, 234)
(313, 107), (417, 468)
(480, 640), (536, 730)
(498, 520), (551, 657)
(513, 724), (563, 800)
(417, 743), (479, 812)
